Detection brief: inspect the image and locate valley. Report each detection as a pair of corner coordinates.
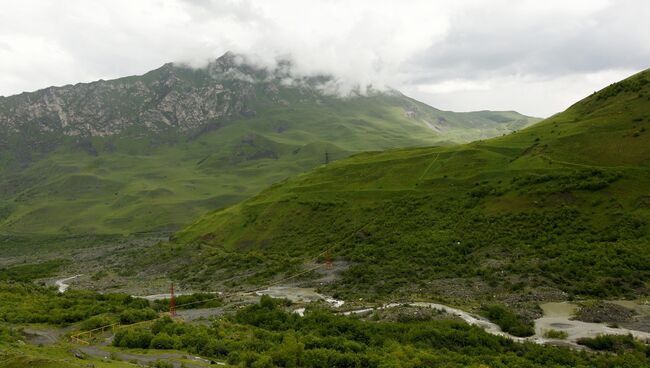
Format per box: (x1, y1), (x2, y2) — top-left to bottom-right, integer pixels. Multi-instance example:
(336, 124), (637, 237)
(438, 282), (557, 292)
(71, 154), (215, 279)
(1, 59), (650, 367)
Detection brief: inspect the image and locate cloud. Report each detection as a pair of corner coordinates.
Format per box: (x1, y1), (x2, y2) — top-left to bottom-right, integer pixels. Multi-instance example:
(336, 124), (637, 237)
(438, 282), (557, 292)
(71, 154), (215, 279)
(418, 79), (491, 94)
(0, 0), (649, 116)
(402, 69), (637, 115)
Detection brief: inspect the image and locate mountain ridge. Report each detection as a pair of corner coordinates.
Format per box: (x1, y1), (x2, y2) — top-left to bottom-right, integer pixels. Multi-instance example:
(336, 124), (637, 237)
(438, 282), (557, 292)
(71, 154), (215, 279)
(0, 52), (540, 234)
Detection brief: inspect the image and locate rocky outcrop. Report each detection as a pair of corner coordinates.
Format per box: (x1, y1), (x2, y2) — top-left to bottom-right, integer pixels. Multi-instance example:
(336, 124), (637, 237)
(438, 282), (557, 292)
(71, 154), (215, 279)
(0, 53), (314, 140)
(573, 302), (636, 324)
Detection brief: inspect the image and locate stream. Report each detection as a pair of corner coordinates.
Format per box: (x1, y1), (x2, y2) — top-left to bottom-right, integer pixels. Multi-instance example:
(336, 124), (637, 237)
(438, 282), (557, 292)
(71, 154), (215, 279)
(257, 287), (649, 348)
(337, 301), (650, 348)
(54, 275), (81, 293)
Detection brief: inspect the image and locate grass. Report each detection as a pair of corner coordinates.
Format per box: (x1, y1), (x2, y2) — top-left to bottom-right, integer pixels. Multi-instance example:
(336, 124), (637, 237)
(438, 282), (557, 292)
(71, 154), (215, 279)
(0, 260), (69, 282)
(0, 343), (137, 368)
(163, 68), (650, 300)
(480, 305), (534, 337)
(544, 329), (568, 339)
(0, 62), (538, 236)
(577, 334), (648, 353)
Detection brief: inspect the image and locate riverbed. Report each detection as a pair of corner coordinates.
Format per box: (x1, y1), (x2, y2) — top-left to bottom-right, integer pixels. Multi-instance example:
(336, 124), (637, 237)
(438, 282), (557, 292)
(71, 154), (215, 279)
(536, 302), (650, 342)
(54, 275), (81, 292)
(263, 286), (650, 348)
(54, 279), (650, 349)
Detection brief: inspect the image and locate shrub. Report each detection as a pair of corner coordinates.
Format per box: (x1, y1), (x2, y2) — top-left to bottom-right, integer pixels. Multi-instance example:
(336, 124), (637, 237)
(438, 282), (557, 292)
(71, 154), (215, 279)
(80, 316), (113, 331)
(0, 326), (18, 343)
(113, 329), (154, 349)
(150, 332), (176, 350)
(481, 305), (534, 337)
(576, 334), (645, 353)
(119, 308), (157, 324)
(543, 329), (568, 339)
(153, 360), (174, 368)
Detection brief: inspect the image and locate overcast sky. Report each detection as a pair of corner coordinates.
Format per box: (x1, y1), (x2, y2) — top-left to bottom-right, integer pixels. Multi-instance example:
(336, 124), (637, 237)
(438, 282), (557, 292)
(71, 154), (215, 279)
(1, 0), (649, 117)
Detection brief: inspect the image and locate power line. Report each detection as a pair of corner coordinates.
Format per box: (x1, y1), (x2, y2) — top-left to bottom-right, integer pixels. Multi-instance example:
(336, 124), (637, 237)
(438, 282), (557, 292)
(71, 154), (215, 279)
(71, 222), (372, 343)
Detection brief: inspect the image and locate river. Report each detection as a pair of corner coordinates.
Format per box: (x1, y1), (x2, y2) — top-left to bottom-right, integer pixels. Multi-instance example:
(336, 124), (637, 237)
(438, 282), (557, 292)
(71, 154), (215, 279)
(55, 280), (650, 349)
(338, 301), (650, 348)
(54, 275), (81, 292)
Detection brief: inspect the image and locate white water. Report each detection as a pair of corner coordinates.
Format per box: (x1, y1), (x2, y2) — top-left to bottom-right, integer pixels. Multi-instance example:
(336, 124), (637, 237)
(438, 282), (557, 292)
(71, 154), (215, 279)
(55, 275), (81, 293)
(256, 286), (344, 310)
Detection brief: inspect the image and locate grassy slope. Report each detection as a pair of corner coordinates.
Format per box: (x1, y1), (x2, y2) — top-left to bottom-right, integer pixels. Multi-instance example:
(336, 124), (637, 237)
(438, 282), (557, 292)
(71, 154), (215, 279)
(170, 69), (650, 299)
(0, 92), (537, 235)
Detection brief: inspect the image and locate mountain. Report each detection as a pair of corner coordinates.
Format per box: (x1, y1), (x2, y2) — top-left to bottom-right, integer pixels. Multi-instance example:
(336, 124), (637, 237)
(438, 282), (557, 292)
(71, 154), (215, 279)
(0, 53), (539, 234)
(168, 68), (650, 300)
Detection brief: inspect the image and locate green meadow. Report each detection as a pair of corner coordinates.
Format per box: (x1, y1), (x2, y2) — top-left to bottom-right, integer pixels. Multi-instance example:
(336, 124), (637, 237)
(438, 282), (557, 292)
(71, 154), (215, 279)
(169, 69), (650, 300)
(0, 93), (536, 235)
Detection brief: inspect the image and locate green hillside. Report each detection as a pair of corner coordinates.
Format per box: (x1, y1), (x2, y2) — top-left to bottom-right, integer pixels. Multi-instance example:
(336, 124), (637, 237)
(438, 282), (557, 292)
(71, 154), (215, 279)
(170, 69), (650, 300)
(0, 54), (538, 235)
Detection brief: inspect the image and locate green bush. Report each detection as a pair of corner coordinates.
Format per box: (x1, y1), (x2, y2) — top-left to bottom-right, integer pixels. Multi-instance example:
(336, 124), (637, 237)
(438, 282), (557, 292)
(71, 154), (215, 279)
(80, 316), (113, 331)
(153, 360), (174, 368)
(0, 283), (156, 326)
(0, 326), (18, 343)
(113, 329), (154, 349)
(119, 308), (157, 324)
(577, 334), (646, 353)
(543, 329), (568, 339)
(150, 332), (176, 350)
(480, 305), (534, 337)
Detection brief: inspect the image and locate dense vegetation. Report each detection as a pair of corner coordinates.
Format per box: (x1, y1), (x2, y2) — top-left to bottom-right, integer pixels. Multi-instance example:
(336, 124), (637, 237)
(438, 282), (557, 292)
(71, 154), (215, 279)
(0, 283), (224, 327)
(577, 334), (649, 354)
(110, 296), (650, 367)
(480, 305), (534, 337)
(165, 69), (650, 301)
(0, 282), (157, 326)
(0, 259), (69, 282)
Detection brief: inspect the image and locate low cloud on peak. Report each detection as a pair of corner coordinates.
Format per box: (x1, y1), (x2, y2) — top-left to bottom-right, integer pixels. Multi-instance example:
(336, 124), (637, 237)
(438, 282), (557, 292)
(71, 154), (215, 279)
(1, 0), (649, 116)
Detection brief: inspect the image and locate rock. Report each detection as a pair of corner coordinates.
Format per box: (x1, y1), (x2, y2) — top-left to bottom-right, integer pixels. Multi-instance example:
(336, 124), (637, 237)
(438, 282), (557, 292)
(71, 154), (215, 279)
(70, 349), (87, 360)
(0, 52), (315, 149)
(573, 302), (636, 323)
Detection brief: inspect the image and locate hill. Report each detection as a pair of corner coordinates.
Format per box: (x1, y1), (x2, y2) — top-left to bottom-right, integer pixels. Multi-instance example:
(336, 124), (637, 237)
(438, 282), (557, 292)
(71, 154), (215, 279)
(0, 53), (538, 234)
(168, 68), (650, 301)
